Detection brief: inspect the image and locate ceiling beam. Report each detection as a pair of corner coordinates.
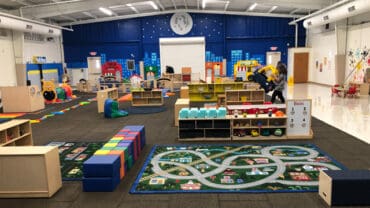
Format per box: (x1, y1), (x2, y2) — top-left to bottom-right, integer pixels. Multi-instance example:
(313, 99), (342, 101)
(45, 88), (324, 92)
(20, 0), (132, 19)
(60, 9), (303, 26)
(236, 0), (329, 11)
(183, 0), (188, 9)
(171, 0), (177, 10)
(156, 0), (165, 11)
(82, 11), (97, 19)
(289, 8), (301, 14)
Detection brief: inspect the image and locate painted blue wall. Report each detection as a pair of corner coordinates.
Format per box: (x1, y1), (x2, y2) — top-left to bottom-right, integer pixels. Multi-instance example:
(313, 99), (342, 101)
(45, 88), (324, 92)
(63, 13), (305, 77)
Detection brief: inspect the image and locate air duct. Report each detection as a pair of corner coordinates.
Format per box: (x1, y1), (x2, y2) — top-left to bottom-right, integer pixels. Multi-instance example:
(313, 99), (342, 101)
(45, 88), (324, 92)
(303, 0), (370, 28)
(0, 12), (65, 36)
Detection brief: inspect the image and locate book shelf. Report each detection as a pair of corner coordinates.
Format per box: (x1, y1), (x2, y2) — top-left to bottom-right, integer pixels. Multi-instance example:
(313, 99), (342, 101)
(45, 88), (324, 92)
(225, 89), (265, 105)
(97, 88), (119, 113)
(188, 83), (243, 102)
(178, 118), (231, 141)
(131, 90), (163, 106)
(0, 119), (33, 147)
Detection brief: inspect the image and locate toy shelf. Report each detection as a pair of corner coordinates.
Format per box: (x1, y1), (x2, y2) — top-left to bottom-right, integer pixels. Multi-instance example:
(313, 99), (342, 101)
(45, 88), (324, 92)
(131, 90), (163, 106)
(225, 89), (265, 105)
(229, 113), (287, 140)
(0, 119), (33, 147)
(97, 88), (119, 113)
(178, 118), (231, 141)
(187, 83), (243, 102)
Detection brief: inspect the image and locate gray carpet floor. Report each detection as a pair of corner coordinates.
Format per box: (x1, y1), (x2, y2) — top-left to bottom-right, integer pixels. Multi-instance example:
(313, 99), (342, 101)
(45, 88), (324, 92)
(0, 92), (369, 208)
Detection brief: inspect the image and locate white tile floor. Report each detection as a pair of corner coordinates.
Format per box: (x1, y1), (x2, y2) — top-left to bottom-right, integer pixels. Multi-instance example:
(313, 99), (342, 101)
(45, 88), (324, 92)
(285, 83), (370, 144)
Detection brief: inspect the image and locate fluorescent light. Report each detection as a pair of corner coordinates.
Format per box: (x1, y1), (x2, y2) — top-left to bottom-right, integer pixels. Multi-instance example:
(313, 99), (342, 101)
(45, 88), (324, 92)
(248, 3), (258, 11)
(268, 6), (278, 13)
(149, 1), (158, 10)
(126, 4), (139, 13)
(99, 7), (113, 16)
(202, 0), (207, 9)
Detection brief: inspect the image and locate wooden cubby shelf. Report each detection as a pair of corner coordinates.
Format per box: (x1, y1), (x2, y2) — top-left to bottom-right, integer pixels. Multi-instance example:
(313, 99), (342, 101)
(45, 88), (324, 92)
(178, 118), (231, 141)
(131, 90), (163, 106)
(225, 89), (265, 105)
(187, 83), (243, 102)
(97, 88), (119, 113)
(0, 119), (33, 147)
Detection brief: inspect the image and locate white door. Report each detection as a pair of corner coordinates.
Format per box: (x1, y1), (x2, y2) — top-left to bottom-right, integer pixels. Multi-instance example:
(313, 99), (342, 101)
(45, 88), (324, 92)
(266, 52), (281, 66)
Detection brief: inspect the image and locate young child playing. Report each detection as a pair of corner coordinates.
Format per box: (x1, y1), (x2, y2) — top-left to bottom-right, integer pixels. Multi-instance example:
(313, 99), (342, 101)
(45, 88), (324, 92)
(271, 62), (287, 104)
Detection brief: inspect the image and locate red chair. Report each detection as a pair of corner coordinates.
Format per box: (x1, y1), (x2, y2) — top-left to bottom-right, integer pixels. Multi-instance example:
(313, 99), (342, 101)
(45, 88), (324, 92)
(331, 84), (340, 97)
(346, 86), (357, 98)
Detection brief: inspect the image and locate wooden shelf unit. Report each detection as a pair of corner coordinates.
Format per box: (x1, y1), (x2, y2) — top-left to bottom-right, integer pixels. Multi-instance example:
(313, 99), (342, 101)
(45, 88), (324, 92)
(97, 88), (119, 113)
(131, 90), (163, 106)
(178, 118), (231, 141)
(0, 146), (62, 198)
(229, 114), (287, 140)
(225, 89), (265, 105)
(188, 82), (243, 102)
(0, 119), (33, 147)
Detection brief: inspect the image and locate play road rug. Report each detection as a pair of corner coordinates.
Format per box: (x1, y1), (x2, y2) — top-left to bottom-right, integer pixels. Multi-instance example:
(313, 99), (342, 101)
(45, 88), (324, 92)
(130, 144), (345, 194)
(47, 141), (105, 180)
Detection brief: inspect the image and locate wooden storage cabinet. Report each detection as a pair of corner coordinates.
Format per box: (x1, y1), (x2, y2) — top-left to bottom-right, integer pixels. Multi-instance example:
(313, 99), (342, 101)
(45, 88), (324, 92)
(132, 90), (163, 106)
(178, 118), (231, 141)
(97, 88), (118, 113)
(225, 89), (265, 105)
(0, 86), (44, 113)
(0, 146), (62, 198)
(188, 83), (243, 102)
(231, 114), (287, 140)
(0, 119), (33, 147)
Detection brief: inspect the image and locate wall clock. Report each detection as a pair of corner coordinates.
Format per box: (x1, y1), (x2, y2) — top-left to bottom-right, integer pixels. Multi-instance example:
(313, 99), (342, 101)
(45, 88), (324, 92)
(170, 12), (193, 35)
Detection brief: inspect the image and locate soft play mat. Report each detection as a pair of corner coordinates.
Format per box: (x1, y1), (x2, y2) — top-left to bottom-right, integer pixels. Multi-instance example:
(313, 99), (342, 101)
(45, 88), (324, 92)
(131, 144), (344, 194)
(47, 141), (105, 180)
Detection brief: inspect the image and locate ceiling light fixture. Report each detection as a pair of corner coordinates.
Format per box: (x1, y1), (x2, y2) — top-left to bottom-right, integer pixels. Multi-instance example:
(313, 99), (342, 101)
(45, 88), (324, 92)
(126, 4), (139, 13)
(99, 7), (113, 16)
(202, 0), (207, 9)
(248, 3), (258, 11)
(149, 1), (159, 10)
(268, 5), (278, 13)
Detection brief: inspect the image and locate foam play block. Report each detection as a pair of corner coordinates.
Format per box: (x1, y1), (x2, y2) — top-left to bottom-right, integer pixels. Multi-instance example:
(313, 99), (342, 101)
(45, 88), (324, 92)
(109, 138), (123, 143)
(319, 170), (370, 206)
(117, 141), (133, 158)
(83, 174), (120, 192)
(127, 155), (134, 170)
(111, 136), (124, 140)
(113, 146), (129, 161)
(103, 143), (117, 148)
(100, 146), (115, 151)
(83, 155), (120, 177)
(94, 149), (110, 155)
(123, 136), (138, 161)
(123, 126), (146, 149)
(126, 132), (141, 155)
(109, 150), (125, 179)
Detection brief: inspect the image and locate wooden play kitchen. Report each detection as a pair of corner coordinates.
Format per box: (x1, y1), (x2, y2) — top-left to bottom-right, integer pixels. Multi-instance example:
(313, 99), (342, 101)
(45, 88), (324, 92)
(178, 99), (313, 141)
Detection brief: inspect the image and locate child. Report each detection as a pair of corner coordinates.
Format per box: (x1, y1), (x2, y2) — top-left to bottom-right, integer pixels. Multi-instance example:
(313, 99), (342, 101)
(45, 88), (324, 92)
(271, 62), (287, 104)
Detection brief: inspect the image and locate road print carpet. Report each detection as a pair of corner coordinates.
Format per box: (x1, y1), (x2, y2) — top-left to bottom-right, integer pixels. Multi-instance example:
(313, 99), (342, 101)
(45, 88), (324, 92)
(130, 144), (344, 193)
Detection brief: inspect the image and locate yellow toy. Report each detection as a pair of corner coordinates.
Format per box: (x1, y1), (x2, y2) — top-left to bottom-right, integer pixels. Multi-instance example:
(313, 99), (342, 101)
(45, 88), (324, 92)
(42, 80), (57, 103)
(233, 60), (260, 81)
(257, 65), (279, 82)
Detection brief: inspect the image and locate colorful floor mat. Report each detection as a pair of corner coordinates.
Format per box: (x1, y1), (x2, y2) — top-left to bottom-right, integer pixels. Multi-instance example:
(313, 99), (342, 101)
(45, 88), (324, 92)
(0, 113), (26, 119)
(47, 141), (105, 180)
(131, 144), (345, 194)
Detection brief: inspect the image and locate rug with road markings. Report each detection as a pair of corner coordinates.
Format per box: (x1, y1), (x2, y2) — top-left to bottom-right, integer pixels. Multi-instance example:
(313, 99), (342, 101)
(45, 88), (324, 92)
(130, 143), (344, 193)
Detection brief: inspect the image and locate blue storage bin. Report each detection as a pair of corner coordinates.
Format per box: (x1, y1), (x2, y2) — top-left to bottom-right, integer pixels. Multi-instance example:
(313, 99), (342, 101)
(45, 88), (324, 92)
(189, 108), (198, 118)
(207, 108), (217, 118)
(217, 107), (227, 118)
(198, 108), (206, 118)
(83, 155), (121, 177)
(179, 108), (189, 119)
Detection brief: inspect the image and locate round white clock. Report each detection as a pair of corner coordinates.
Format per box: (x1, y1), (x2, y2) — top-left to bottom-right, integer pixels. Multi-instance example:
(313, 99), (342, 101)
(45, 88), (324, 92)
(170, 12), (193, 35)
